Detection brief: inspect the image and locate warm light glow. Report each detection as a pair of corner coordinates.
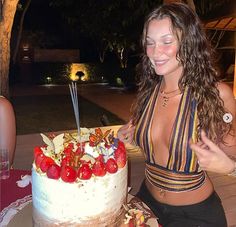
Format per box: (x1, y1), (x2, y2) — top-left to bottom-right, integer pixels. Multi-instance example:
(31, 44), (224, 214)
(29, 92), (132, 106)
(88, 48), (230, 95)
(46, 76), (52, 84)
(69, 64), (89, 81)
(69, 74), (79, 81)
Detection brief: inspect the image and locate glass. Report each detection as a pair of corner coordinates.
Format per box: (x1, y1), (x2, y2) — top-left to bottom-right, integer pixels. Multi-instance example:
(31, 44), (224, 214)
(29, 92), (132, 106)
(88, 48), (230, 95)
(0, 149), (10, 180)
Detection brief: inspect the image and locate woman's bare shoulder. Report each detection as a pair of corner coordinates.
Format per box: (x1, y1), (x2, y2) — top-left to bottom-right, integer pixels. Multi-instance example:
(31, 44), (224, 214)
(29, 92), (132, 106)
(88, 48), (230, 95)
(0, 96), (13, 111)
(216, 82), (235, 112)
(217, 82), (234, 99)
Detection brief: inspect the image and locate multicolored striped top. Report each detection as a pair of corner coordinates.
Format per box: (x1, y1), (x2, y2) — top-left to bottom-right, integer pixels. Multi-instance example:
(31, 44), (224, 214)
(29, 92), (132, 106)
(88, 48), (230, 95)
(134, 83), (205, 192)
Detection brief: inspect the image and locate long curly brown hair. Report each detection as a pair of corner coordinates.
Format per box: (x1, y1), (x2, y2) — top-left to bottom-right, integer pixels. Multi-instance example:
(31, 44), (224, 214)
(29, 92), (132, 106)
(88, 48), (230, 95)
(131, 2), (231, 143)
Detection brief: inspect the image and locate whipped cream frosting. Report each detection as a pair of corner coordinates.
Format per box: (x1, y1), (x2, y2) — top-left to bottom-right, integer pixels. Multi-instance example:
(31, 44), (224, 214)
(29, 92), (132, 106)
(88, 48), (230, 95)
(32, 164), (127, 224)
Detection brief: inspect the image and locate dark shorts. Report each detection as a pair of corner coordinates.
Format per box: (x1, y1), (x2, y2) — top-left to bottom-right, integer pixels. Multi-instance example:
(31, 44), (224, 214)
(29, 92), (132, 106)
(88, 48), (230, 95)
(136, 181), (227, 227)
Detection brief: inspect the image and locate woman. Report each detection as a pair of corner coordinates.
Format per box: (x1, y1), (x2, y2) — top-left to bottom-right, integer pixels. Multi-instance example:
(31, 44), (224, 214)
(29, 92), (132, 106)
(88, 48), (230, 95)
(118, 3), (236, 227)
(0, 95), (16, 167)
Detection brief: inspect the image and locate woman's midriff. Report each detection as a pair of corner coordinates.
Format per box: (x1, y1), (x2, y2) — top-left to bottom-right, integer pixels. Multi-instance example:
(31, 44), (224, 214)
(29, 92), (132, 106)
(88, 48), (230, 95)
(145, 174), (214, 206)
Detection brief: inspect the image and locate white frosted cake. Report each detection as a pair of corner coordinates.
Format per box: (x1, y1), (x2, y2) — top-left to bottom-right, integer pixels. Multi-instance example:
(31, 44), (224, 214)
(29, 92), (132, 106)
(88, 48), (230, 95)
(32, 128), (128, 226)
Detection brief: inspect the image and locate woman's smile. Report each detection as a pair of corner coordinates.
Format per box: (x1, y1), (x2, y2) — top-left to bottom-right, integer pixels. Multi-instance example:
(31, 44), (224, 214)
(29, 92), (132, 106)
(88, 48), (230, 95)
(146, 18), (183, 78)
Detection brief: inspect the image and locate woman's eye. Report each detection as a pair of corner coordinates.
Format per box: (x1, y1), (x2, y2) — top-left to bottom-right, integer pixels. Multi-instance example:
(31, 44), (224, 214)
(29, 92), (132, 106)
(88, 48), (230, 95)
(163, 40), (173, 45)
(146, 42), (154, 46)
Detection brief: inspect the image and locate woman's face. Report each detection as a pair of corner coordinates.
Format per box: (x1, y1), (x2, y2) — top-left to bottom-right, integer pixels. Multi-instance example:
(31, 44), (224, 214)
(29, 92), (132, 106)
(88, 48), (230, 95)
(146, 18), (183, 79)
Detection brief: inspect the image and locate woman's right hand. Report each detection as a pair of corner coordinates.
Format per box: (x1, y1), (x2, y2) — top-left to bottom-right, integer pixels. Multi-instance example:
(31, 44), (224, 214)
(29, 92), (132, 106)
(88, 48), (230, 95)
(190, 130), (235, 174)
(117, 121), (135, 144)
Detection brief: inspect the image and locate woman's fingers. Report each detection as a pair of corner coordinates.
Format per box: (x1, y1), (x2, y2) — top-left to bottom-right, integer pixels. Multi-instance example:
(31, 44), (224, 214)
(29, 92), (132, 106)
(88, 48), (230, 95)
(190, 130), (235, 173)
(199, 130), (221, 153)
(123, 125), (135, 143)
(189, 139), (206, 157)
(189, 137), (211, 168)
(117, 123), (135, 143)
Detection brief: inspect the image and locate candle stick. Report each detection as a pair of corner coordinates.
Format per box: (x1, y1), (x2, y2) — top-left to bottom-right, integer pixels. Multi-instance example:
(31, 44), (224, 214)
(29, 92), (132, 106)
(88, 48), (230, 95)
(69, 81), (81, 144)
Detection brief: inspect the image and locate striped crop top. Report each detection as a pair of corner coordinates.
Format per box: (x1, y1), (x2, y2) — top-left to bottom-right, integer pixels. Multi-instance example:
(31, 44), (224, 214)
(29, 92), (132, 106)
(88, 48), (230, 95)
(134, 83), (205, 192)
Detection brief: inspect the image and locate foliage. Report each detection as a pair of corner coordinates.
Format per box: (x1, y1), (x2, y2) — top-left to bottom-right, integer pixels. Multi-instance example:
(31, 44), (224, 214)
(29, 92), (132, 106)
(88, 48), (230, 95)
(27, 60), (138, 88)
(32, 63), (71, 84)
(49, 0), (162, 66)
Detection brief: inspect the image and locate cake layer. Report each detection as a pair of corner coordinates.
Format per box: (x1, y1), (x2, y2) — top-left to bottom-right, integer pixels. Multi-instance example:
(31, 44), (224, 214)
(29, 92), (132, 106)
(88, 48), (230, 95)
(32, 163), (128, 225)
(33, 206), (125, 227)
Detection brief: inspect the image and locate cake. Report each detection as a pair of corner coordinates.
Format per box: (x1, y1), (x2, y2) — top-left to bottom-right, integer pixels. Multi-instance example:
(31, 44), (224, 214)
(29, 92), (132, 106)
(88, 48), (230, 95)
(32, 128), (128, 226)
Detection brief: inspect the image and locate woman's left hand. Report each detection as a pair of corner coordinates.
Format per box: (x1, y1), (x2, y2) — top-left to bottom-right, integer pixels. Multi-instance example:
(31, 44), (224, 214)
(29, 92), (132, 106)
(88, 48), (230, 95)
(189, 130), (235, 174)
(117, 121), (135, 144)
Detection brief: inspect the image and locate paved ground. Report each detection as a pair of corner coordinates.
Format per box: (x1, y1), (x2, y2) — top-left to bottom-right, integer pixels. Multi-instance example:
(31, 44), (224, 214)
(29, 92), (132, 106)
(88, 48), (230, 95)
(10, 83), (136, 122)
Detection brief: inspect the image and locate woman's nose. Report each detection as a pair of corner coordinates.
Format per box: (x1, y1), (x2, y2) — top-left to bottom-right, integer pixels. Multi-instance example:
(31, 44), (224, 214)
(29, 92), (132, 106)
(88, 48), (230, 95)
(153, 44), (163, 56)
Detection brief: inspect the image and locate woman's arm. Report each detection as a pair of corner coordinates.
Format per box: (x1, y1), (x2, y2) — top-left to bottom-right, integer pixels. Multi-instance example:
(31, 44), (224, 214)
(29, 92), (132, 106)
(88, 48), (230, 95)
(190, 83), (236, 174)
(0, 97), (16, 166)
(217, 82), (236, 155)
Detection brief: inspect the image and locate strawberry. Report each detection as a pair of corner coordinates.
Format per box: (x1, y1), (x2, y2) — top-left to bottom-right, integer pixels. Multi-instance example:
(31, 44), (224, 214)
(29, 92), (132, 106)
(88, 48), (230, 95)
(61, 156), (71, 167)
(115, 142), (126, 158)
(67, 142), (74, 149)
(116, 151), (126, 168)
(117, 140), (126, 152)
(106, 158), (118, 174)
(40, 156), (55, 172)
(35, 153), (46, 168)
(47, 164), (61, 179)
(64, 146), (73, 157)
(128, 218), (146, 227)
(89, 141), (95, 147)
(34, 146), (43, 159)
(128, 219), (135, 227)
(114, 145), (127, 168)
(75, 147), (84, 155)
(79, 159), (90, 165)
(92, 160), (106, 177)
(95, 154), (104, 162)
(61, 165), (77, 183)
(78, 163), (92, 180)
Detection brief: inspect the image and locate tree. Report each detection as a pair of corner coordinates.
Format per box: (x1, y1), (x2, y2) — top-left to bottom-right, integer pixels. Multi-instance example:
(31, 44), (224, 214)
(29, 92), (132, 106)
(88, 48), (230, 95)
(0, 0), (19, 97)
(12, 0), (31, 64)
(50, 0), (162, 67)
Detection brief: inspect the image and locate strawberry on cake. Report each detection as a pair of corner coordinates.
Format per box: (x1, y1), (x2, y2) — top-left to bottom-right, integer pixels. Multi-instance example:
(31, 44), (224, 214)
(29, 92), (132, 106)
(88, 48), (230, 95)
(32, 128), (128, 226)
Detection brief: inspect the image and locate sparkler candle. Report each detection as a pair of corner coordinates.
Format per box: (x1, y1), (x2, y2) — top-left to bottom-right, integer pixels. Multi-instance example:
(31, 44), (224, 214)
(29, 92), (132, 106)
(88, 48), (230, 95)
(69, 81), (81, 143)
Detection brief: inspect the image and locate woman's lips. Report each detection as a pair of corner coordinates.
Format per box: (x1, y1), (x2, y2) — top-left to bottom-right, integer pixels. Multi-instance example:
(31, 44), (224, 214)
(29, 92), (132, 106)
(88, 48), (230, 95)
(154, 59), (168, 66)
